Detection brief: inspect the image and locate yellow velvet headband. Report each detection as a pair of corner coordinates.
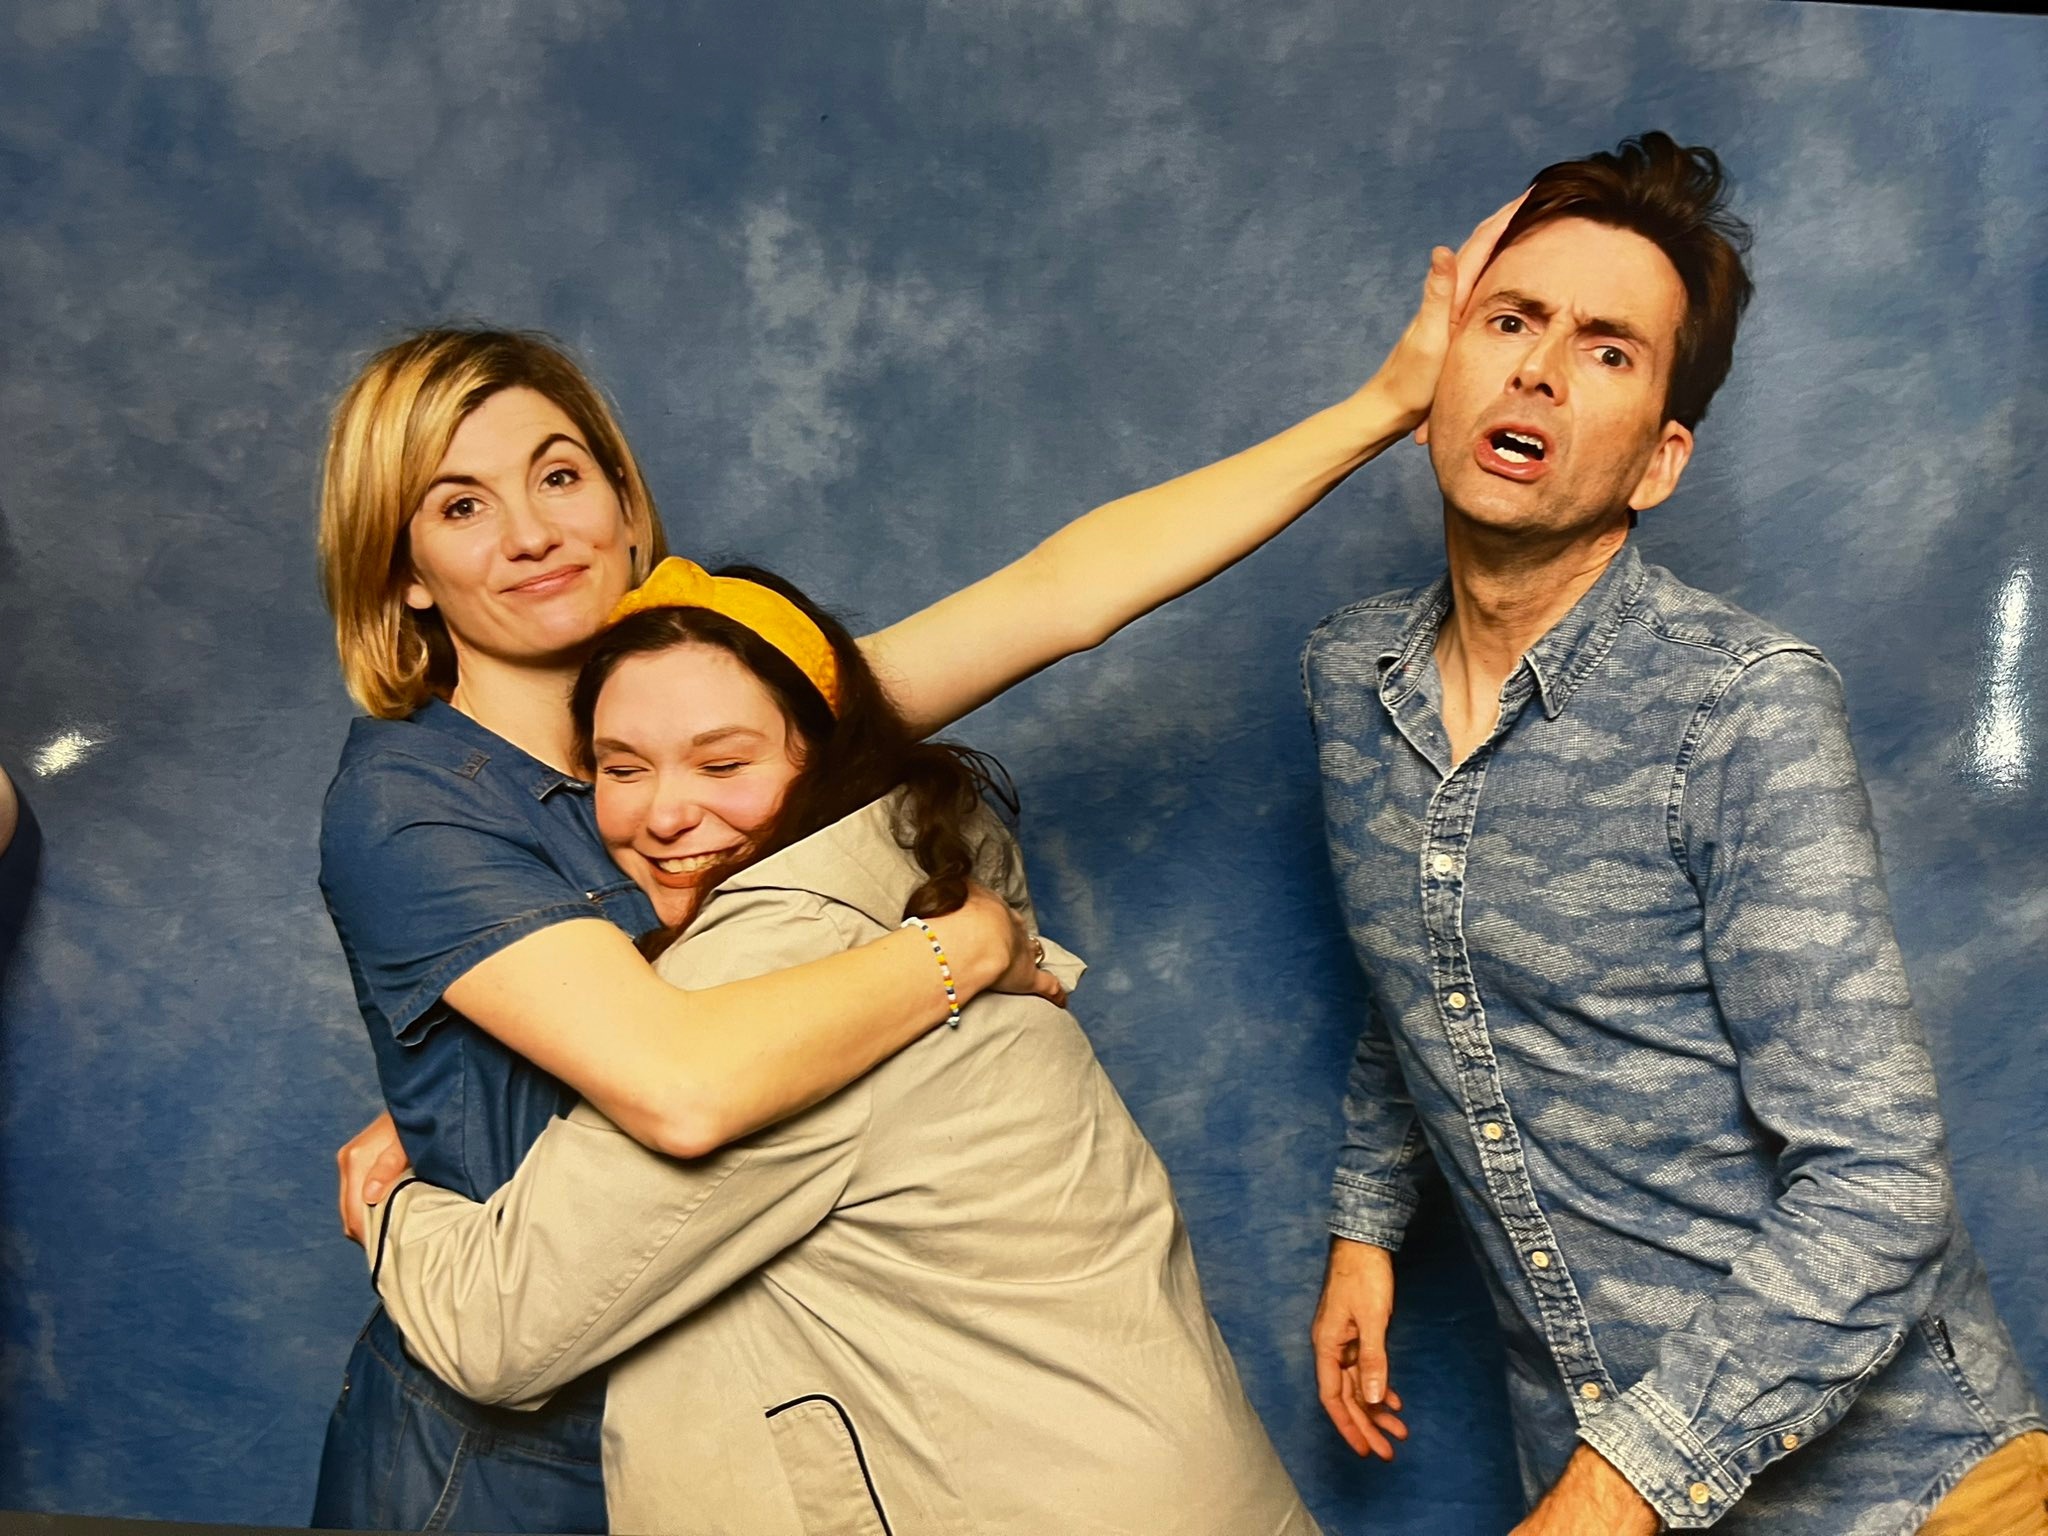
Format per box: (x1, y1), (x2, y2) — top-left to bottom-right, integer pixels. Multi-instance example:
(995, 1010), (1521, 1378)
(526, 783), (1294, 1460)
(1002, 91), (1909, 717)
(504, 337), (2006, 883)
(606, 557), (842, 714)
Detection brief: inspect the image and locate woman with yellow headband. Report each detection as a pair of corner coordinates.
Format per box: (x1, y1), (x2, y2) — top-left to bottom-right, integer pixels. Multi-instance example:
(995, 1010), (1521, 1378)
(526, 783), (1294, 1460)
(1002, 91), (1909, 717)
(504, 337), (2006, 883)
(310, 199), (1515, 1531)
(358, 557), (1332, 1534)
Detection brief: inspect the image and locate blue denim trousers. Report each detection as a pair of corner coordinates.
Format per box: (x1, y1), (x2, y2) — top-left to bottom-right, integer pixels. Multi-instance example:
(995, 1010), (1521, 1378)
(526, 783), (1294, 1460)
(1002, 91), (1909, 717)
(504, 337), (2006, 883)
(311, 1307), (606, 1532)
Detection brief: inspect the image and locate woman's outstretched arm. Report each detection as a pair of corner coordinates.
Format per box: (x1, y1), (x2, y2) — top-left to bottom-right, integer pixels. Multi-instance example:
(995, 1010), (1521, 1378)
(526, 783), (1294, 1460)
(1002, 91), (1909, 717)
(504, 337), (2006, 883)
(865, 197), (1523, 736)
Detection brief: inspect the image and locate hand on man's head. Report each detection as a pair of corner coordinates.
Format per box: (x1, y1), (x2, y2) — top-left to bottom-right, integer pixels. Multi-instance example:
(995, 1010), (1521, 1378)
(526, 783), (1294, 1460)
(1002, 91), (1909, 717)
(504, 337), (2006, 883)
(1367, 190), (1528, 439)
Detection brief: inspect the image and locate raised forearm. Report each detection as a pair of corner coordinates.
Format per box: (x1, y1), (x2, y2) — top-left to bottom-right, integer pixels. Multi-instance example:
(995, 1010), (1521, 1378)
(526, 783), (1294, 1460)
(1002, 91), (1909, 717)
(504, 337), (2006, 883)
(870, 380), (1416, 736)
(1021, 379), (1417, 649)
(866, 198), (1525, 736)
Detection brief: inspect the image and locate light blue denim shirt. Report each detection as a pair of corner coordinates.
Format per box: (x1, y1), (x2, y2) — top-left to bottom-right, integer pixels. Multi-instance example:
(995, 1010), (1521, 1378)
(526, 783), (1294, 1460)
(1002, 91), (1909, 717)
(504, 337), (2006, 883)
(1303, 544), (2042, 1533)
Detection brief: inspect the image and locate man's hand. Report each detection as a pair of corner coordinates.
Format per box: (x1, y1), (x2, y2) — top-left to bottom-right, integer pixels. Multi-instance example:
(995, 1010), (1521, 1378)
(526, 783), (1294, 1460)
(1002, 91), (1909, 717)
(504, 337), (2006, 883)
(1509, 1446), (1661, 1536)
(1310, 1237), (1410, 1459)
(336, 1110), (411, 1245)
(1367, 191), (1530, 437)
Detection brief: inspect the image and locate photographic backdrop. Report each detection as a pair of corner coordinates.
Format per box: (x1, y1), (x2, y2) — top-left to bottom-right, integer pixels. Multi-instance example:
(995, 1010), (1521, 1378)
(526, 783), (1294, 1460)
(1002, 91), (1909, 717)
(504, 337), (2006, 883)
(1, 0), (2042, 1527)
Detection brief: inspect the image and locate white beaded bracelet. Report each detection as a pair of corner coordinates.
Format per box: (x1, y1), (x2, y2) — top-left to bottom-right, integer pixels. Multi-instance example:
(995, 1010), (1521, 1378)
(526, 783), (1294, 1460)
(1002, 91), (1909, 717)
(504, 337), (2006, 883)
(900, 915), (962, 1028)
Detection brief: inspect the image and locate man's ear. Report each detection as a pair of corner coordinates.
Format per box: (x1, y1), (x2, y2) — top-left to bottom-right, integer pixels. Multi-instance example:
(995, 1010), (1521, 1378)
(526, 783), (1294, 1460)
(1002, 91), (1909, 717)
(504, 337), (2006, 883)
(1627, 420), (1694, 514)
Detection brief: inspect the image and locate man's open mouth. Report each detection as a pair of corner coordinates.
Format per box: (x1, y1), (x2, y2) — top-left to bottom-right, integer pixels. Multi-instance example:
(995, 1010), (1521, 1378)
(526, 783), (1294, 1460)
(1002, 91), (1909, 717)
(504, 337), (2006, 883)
(1488, 429), (1547, 465)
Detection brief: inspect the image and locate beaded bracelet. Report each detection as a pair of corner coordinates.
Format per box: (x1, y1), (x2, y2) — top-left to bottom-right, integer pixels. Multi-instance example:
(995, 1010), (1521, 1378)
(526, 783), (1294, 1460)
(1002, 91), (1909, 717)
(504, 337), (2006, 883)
(900, 915), (962, 1028)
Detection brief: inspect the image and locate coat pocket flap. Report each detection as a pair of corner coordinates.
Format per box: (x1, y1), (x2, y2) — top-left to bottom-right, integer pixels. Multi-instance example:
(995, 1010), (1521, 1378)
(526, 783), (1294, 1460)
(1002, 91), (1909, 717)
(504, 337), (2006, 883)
(764, 1395), (893, 1536)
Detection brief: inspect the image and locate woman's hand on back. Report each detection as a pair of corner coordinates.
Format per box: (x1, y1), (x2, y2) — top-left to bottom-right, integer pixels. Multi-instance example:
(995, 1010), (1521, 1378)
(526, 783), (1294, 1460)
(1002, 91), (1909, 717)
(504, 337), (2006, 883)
(336, 1110), (412, 1245)
(942, 884), (1069, 1009)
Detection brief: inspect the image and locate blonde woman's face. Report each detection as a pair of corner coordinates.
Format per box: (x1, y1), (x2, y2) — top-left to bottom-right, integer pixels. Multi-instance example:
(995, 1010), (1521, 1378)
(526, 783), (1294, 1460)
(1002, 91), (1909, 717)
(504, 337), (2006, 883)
(404, 387), (636, 671)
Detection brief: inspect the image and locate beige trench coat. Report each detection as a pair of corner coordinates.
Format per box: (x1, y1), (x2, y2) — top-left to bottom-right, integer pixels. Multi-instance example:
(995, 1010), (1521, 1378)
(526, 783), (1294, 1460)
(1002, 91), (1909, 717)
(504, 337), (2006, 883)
(364, 794), (1319, 1536)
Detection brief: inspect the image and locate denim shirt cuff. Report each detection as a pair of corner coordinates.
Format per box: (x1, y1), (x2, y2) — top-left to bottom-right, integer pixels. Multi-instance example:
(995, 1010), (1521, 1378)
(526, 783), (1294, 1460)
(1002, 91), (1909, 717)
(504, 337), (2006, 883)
(1578, 1380), (1744, 1529)
(1327, 1170), (1417, 1252)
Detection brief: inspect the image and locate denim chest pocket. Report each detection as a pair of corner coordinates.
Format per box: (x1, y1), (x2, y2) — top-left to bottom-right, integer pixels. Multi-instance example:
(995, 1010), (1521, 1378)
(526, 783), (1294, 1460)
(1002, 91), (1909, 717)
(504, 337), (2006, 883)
(574, 874), (658, 940)
(579, 875), (644, 909)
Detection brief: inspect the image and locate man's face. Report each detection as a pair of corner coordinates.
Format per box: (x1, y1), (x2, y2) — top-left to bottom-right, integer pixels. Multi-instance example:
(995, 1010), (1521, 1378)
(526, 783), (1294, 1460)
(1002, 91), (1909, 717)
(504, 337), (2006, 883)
(1426, 217), (1694, 537)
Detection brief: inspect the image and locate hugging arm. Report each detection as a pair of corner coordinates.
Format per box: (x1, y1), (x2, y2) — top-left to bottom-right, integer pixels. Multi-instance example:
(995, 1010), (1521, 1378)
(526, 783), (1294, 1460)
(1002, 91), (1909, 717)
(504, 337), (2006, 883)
(867, 196), (1527, 736)
(322, 762), (1040, 1190)
(361, 891), (870, 1407)
(1572, 651), (1956, 1528)
(367, 1091), (862, 1409)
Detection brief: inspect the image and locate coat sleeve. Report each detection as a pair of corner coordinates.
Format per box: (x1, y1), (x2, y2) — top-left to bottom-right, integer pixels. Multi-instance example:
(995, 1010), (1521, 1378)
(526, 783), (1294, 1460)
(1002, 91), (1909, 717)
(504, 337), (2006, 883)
(361, 889), (870, 1408)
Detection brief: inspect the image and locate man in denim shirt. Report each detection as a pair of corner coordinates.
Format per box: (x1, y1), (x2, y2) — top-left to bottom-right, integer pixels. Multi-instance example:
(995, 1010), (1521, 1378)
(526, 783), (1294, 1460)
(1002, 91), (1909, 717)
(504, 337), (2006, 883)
(1304, 134), (2047, 1533)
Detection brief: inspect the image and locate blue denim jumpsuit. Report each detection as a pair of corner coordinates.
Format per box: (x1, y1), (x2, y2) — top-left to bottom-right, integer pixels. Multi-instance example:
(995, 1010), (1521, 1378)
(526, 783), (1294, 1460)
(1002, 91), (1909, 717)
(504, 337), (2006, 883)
(311, 700), (657, 1531)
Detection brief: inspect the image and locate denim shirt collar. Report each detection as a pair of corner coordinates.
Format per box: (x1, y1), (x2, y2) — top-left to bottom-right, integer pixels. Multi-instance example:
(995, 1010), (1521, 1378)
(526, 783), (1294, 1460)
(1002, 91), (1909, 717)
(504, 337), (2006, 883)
(413, 697), (593, 801)
(1376, 542), (1649, 722)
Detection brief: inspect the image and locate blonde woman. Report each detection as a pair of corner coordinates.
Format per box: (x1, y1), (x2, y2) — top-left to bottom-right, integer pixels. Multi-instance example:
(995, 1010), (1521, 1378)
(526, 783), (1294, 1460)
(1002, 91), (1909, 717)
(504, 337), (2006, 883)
(310, 199), (1516, 1531)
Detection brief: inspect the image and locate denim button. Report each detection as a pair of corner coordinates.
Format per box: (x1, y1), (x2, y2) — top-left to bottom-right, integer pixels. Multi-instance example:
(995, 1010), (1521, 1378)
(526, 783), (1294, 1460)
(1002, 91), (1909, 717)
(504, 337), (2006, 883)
(1689, 1483), (1712, 1506)
(1431, 853), (1455, 875)
(1579, 1382), (1601, 1400)
(1531, 1250), (1551, 1269)
(1447, 991), (1468, 1010)
(1781, 1433), (1800, 1450)
(1483, 1123), (1505, 1141)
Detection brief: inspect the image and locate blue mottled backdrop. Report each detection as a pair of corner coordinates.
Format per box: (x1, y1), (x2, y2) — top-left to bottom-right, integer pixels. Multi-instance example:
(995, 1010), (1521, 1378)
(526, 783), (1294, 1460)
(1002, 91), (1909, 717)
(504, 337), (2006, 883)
(1, 0), (2041, 1528)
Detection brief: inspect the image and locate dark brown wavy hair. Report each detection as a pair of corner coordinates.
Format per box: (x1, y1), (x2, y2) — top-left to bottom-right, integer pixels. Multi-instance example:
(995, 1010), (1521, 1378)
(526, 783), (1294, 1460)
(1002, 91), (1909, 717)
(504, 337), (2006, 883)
(1495, 131), (1754, 431)
(569, 564), (1015, 938)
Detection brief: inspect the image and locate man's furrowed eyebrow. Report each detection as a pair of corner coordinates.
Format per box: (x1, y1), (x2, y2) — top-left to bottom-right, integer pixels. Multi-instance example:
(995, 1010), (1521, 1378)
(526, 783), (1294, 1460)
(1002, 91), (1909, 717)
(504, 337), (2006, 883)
(1479, 289), (1655, 351)
(1581, 314), (1653, 349)
(1483, 288), (1553, 318)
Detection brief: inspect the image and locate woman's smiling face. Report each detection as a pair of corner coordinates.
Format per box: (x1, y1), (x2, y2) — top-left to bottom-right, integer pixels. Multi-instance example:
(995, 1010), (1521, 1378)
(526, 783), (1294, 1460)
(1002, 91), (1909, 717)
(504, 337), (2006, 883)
(403, 386), (637, 672)
(590, 641), (805, 926)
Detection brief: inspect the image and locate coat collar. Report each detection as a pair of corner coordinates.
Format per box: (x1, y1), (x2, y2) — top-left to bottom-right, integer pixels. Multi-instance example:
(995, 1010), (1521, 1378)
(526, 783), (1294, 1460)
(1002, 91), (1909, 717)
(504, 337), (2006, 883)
(705, 794), (933, 932)
(689, 791), (1086, 986)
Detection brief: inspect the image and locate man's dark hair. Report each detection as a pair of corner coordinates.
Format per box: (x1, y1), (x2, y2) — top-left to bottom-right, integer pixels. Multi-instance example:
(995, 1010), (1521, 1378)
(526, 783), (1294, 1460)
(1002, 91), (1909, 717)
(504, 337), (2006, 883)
(1496, 132), (1754, 431)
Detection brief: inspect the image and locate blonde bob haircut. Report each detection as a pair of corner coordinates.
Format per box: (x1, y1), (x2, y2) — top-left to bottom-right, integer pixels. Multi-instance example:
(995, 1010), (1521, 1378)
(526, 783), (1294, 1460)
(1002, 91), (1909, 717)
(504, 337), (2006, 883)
(319, 327), (668, 719)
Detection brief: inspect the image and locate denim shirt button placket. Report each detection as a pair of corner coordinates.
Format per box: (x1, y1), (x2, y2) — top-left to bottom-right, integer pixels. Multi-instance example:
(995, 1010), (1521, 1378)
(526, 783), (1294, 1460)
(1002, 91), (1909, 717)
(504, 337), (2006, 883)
(1423, 705), (1608, 1390)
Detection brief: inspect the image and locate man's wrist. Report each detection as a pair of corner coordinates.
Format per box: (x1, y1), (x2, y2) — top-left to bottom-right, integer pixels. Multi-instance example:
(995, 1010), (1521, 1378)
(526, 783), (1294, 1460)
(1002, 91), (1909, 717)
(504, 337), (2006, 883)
(1576, 1384), (1740, 1530)
(1329, 1167), (1417, 1251)
(1556, 1446), (1661, 1533)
